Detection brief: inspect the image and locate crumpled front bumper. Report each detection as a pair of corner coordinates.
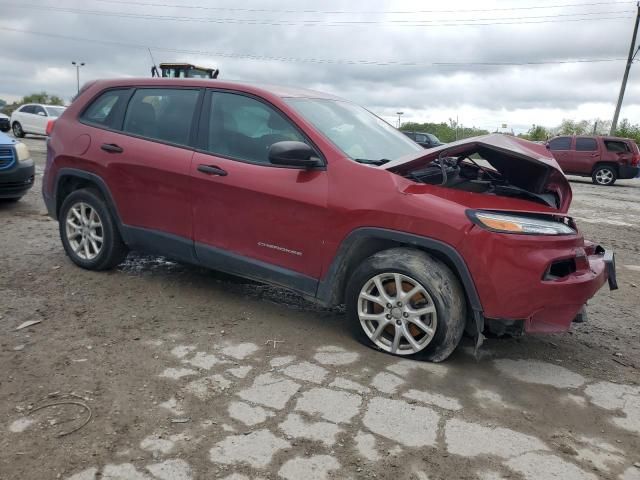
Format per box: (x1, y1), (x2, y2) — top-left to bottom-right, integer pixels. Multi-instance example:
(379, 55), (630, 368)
(524, 244), (616, 333)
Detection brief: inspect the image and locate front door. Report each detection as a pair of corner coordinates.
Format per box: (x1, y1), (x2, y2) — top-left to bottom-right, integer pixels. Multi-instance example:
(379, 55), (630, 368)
(190, 90), (328, 292)
(548, 136), (574, 173)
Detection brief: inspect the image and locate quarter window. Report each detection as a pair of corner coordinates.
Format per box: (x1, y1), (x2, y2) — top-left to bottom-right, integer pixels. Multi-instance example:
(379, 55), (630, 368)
(549, 137), (571, 151)
(123, 88), (199, 146)
(204, 92), (306, 164)
(81, 89), (131, 129)
(575, 138), (597, 151)
(604, 140), (630, 153)
(415, 134), (427, 143)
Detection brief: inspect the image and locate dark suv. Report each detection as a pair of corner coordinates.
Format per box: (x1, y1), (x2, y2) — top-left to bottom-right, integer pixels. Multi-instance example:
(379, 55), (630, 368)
(547, 135), (640, 185)
(43, 78), (616, 361)
(401, 131), (443, 149)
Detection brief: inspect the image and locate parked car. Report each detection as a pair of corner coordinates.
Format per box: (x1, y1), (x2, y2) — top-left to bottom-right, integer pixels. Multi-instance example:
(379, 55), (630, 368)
(0, 112), (10, 133)
(401, 130), (444, 148)
(547, 135), (640, 186)
(11, 104), (66, 138)
(43, 78), (616, 361)
(0, 131), (34, 201)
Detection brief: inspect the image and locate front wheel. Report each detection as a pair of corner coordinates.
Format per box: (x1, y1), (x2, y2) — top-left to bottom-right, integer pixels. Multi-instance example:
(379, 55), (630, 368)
(346, 248), (467, 362)
(12, 122), (24, 138)
(59, 188), (128, 270)
(592, 165), (617, 186)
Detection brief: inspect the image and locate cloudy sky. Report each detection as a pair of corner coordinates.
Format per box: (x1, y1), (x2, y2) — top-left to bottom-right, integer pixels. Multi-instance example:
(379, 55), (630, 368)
(1, 0), (639, 133)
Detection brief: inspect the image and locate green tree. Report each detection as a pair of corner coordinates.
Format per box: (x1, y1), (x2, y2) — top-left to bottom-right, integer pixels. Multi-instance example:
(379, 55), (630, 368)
(614, 118), (640, 143)
(525, 124), (549, 141)
(401, 121), (489, 143)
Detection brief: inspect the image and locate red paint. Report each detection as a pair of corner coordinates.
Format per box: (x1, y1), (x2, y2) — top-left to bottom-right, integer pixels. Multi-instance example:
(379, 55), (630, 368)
(44, 78), (612, 334)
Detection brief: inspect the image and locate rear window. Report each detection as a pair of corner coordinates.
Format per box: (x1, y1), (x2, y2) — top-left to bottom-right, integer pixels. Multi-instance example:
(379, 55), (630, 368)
(549, 137), (571, 151)
(81, 89), (131, 129)
(122, 88), (199, 147)
(575, 137), (597, 151)
(604, 140), (631, 153)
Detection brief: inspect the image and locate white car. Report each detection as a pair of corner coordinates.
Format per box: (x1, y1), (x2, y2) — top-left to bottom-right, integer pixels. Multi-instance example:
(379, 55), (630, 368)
(11, 104), (66, 137)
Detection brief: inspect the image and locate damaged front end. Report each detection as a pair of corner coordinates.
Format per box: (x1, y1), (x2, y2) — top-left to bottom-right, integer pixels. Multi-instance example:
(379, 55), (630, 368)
(383, 133), (572, 213)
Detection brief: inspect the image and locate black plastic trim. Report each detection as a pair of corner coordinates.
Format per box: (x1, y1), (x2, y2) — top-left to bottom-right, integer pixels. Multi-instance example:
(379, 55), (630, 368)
(121, 225), (197, 264)
(316, 227), (483, 312)
(195, 241), (318, 297)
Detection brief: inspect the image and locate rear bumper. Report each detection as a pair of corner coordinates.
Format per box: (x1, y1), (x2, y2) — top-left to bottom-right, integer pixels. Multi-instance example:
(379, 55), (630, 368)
(0, 159), (35, 198)
(618, 165), (640, 179)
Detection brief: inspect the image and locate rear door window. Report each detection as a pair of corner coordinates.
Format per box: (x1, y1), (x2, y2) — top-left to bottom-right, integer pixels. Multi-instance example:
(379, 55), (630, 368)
(549, 137), (571, 151)
(123, 88), (200, 146)
(81, 89), (131, 129)
(575, 137), (597, 151)
(604, 140), (631, 153)
(33, 105), (47, 116)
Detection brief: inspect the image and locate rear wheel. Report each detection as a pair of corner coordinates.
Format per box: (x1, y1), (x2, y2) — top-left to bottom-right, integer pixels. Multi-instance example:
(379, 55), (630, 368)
(346, 248), (466, 362)
(59, 189), (128, 270)
(12, 122), (24, 138)
(592, 165), (617, 186)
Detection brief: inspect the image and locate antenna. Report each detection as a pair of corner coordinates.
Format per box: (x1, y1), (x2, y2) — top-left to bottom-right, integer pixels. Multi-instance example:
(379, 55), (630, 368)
(148, 48), (159, 77)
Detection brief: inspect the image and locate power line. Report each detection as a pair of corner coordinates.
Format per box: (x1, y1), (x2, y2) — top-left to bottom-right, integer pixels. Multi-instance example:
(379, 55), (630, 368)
(90, 0), (636, 15)
(0, 26), (627, 67)
(1, 3), (635, 27)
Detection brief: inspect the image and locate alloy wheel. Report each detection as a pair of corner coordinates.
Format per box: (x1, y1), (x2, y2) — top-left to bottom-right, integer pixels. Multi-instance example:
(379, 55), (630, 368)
(357, 272), (438, 355)
(595, 168), (614, 185)
(12, 123), (22, 137)
(65, 202), (104, 260)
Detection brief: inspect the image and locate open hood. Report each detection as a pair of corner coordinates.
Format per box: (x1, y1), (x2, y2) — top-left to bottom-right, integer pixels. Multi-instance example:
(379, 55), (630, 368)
(382, 134), (572, 213)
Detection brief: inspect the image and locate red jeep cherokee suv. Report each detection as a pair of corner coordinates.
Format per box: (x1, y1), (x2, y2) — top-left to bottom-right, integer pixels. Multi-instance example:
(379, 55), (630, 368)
(547, 135), (640, 186)
(43, 78), (617, 361)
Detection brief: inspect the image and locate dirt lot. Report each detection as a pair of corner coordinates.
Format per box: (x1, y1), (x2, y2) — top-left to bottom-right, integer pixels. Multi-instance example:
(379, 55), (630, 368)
(1, 136), (639, 480)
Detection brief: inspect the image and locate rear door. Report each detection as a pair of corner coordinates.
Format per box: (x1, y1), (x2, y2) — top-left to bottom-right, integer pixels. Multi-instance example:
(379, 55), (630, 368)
(571, 137), (599, 174)
(190, 90), (328, 290)
(547, 136), (573, 173)
(79, 87), (202, 260)
(603, 139), (634, 166)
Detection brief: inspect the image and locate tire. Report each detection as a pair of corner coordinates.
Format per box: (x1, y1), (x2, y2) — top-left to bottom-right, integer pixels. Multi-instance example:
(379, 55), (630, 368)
(12, 122), (25, 138)
(346, 247), (467, 362)
(591, 165), (617, 186)
(59, 188), (128, 270)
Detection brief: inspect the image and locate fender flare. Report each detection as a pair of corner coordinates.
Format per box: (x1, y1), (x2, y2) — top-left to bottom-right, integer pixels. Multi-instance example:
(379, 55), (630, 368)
(316, 227), (483, 316)
(53, 168), (128, 241)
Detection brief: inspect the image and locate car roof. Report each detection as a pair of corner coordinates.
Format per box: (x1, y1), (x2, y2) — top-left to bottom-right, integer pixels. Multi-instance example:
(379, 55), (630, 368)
(552, 134), (633, 142)
(89, 78), (345, 101)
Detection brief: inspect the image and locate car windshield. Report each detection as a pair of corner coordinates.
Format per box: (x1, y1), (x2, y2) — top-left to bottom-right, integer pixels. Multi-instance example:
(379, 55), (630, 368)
(285, 98), (422, 163)
(45, 106), (65, 117)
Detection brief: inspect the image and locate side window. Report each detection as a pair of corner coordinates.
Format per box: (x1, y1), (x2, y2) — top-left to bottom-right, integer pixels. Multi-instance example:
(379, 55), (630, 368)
(21, 105), (35, 114)
(123, 88), (199, 146)
(575, 137), (597, 151)
(415, 134), (427, 143)
(33, 106), (47, 116)
(604, 140), (630, 153)
(81, 89), (131, 129)
(549, 137), (571, 151)
(204, 92), (306, 164)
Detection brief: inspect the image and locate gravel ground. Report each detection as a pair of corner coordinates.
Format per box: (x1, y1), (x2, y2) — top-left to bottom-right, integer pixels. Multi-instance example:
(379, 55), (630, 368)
(1, 135), (639, 480)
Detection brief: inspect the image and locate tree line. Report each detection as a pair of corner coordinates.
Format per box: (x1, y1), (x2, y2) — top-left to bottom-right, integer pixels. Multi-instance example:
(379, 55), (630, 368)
(519, 119), (640, 143)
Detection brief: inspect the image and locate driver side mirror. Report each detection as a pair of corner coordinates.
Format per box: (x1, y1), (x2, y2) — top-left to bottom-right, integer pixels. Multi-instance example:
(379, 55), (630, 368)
(268, 141), (322, 169)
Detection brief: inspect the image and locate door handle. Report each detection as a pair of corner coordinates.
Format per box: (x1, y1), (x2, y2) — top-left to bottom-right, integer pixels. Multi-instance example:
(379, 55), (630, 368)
(101, 143), (123, 153)
(197, 164), (228, 176)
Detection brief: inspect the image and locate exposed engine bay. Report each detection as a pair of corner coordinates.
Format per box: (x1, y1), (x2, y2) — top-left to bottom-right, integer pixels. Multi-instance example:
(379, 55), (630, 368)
(406, 154), (560, 209)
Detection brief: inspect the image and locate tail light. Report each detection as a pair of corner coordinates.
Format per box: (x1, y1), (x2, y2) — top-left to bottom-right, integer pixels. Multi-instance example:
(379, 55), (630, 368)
(632, 154), (640, 167)
(45, 119), (55, 136)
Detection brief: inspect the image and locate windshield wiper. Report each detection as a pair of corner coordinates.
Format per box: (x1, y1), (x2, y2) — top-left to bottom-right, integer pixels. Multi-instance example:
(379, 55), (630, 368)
(354, 158), (390, 166)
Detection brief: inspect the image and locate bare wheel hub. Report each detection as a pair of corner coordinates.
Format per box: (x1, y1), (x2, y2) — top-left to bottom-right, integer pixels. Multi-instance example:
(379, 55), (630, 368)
(357, 273), (438, 355)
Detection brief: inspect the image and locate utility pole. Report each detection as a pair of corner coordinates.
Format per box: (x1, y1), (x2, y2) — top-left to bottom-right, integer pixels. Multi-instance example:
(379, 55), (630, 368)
(396, 111), (404, 128)
(71, 61), (85, 95)
(611, 2), (640, 135)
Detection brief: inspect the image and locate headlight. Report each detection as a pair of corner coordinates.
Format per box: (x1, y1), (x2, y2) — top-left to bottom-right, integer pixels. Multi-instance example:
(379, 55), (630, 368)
(469, 210), (576, 235)
(15, 142), (30, 162)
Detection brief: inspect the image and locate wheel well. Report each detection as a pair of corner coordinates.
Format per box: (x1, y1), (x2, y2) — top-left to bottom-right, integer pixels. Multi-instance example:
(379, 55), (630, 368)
(328, 237), (475, 312)
(56, 175), (102, 217)
(592, 162), (618, 175)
